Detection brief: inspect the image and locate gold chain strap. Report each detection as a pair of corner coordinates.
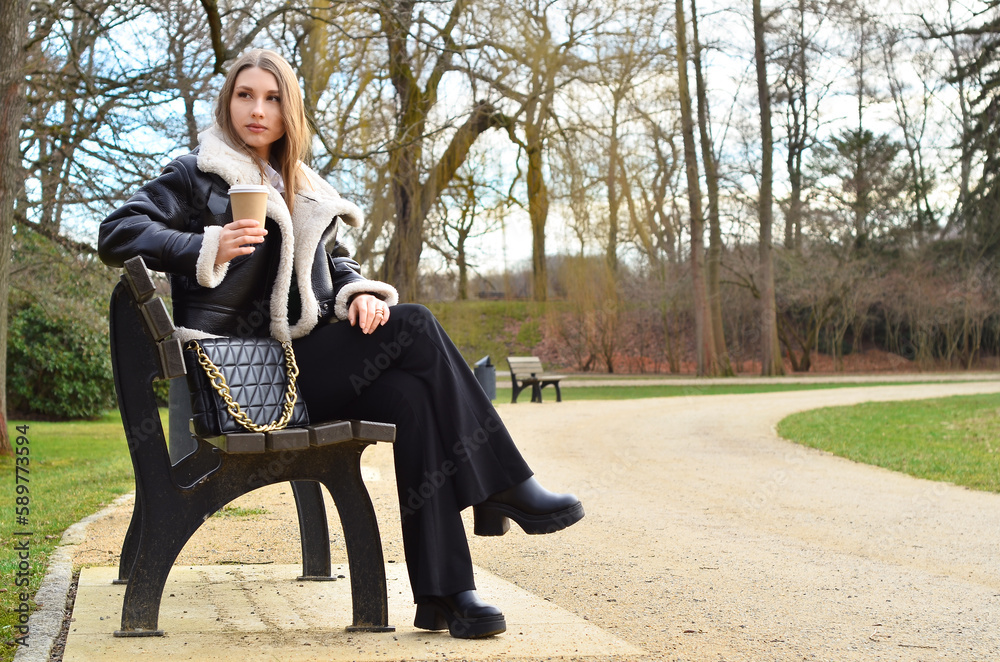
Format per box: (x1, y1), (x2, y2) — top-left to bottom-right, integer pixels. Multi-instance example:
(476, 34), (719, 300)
(187, 340), (300, 433)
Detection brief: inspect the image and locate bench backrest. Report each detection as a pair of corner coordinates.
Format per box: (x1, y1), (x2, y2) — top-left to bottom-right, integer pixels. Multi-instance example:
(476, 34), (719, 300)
(507, 356), (545, 378)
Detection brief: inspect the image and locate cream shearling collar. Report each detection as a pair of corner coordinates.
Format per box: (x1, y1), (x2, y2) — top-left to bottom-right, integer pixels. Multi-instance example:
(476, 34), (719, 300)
(194, 125), (369, 342)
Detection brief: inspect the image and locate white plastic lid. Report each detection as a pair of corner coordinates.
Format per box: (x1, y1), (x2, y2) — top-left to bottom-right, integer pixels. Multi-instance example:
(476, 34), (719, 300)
(228, 184), (269, 193)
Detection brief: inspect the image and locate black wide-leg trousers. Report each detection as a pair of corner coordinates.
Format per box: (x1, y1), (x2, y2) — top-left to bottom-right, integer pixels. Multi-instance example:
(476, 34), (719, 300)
(292, 303), (533, 599)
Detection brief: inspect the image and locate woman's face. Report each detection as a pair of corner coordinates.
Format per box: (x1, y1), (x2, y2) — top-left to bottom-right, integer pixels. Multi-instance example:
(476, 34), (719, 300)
(229, 66), (286, 161)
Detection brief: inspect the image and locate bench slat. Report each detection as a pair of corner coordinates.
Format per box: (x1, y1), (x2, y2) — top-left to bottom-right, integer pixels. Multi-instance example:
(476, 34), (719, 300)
(156, 338), (187, 380)
(266, 428), (311, 451)
(215, 432), (266, 453)
(123, 256), (156, 303)
(141, 298), (175, 341)
(351, 420), (397, 443)
(308, 421), (354, 446)
(507, 358), (543, 368)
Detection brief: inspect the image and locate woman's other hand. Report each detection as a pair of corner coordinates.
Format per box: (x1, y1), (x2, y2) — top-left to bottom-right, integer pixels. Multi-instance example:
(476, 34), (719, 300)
(348, 293), (390, 334)
(215, 219), (268, 266)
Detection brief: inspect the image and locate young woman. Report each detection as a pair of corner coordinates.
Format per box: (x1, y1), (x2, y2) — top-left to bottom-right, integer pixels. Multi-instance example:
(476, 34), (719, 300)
(98, 48), (584, 639)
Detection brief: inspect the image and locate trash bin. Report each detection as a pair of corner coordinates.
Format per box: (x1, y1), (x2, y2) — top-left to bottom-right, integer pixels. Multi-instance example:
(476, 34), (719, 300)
(473, 356), (496, 401)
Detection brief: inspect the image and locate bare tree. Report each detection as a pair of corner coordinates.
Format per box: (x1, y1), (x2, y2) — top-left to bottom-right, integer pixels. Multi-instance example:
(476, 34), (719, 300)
(0, 0), (30, 455)
(426, 154), (507, 299)
(629, 110), (683, 268)
(161, 0), (217, 150)
(676, 0), (720, 375)
(771, 0), (832, 251)
(881, 25), (939, 244)
(588, 1), (663, 272)
(931, 0), (978, 240)
(753, 0), (784, 375)
(475, 0), (600, 301)
(23, 1), (205, 244)
(288, 5), (395, 266)
(375, 0), (508, 300)
(625, 110), (685, 373)
(550, 129), (600, 256)
(690, 0), (733, 374)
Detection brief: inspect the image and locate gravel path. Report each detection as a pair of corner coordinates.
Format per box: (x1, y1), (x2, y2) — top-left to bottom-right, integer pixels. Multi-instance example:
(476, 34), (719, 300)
(74, 380), (1000, 661)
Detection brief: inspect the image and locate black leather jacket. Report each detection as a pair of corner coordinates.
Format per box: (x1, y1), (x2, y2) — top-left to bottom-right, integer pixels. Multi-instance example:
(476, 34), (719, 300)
(98, 150), (374, 339)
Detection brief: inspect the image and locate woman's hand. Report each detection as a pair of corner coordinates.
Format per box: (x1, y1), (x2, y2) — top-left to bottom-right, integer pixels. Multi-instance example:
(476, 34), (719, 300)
(215, 219), (268, 266)
(348, 294), (390, 334)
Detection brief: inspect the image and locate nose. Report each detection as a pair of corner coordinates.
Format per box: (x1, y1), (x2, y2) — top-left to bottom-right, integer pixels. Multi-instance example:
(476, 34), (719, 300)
(251, 98), (265, 118)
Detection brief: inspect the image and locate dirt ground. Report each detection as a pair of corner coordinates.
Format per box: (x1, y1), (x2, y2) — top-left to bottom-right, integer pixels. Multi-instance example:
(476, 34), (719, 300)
(74, 379), (1000, 661)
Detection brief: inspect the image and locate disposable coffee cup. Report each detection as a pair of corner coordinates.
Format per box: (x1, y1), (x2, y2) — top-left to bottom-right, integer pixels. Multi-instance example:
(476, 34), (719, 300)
(229, 184), (269, 227)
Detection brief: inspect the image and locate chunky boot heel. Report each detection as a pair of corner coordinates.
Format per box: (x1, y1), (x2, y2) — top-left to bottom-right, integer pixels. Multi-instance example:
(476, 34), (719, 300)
(473, 477), (585, 536)
(413, 591), (506, 639)
(473, 505), (510, 536)
(413, 603), (448, 631)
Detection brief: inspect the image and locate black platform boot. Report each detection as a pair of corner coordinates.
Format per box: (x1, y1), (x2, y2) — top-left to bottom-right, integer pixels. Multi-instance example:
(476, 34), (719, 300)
(414, 590), (506, 638)
(473, 476), (584, 536)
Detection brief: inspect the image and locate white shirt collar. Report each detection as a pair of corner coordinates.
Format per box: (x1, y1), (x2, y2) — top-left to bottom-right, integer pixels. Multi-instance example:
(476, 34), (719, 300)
(263, 161), (284, 193)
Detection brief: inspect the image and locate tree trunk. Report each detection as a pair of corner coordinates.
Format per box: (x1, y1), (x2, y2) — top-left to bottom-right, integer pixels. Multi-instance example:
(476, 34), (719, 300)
(377, 0), (498, 301)
(675, 0), (718, 376)
(522, 96), (549, 302)
(753, 0), (785, 376)
(691, 0), (732, 375)
(606, 106), (620, 272)
(456, 230), (469, 300)
(785, 0), (807, 250)
(378, 0), (426, 299)
(526, 135), (549, 301)
(0, 0), (28, 455)
(382, 139), (424, 300)
(942, 37), (973, 240)
(381, 102), (502, 300)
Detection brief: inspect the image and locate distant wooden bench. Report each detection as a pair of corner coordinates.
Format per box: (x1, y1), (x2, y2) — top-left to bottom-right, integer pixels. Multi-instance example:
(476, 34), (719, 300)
(506, 356), (565, 403)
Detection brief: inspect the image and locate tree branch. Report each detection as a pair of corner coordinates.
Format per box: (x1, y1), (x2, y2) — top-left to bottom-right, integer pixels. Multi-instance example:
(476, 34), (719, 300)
(417, 101), (511, 223)
(199, 0), (226, 74)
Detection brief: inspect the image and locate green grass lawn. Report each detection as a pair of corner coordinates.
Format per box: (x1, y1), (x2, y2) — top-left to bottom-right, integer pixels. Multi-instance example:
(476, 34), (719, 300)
(777, 392), (1000, 492)
(0, 411), (134, 659)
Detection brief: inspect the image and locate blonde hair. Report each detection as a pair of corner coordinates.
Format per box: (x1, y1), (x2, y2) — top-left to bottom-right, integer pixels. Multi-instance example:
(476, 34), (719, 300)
(215, 49), (310, 213)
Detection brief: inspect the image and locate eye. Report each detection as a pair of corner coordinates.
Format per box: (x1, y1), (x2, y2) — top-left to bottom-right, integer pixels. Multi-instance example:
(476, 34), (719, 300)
(268, 95), (281, 103)
(237, 91), (251, 99)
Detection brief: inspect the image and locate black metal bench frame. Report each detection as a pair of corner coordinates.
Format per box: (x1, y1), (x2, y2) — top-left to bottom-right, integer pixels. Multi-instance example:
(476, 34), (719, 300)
(108, 256), (395, 636)
(506, 356), (565, 403)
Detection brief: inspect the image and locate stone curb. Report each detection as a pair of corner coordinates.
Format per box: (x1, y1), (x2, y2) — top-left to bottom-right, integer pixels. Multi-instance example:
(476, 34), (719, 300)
(13, 493), (135, 662)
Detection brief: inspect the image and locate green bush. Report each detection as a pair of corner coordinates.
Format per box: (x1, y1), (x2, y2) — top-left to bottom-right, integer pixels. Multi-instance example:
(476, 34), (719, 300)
(7, 304), (116, 419)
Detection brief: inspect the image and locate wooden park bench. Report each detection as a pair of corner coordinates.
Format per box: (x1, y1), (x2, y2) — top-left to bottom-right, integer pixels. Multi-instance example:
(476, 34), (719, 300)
(107, 256), (395, 637)
(506, 356), (565, 403)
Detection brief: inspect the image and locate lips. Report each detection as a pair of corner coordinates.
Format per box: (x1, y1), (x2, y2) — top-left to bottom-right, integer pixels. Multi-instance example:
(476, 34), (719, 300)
(246, 123), (267, 133)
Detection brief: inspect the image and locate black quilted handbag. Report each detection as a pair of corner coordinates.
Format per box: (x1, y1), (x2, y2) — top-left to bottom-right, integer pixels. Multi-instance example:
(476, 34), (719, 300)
(183, 336), (309, 437)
